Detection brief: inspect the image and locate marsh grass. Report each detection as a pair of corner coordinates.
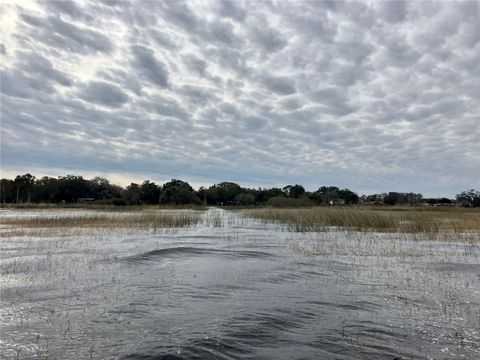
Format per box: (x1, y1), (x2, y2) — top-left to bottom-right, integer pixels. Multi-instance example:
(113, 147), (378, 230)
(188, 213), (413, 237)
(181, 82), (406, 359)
(244, 207), (480, 238)
(205, 210), (224, 227)
(0, 211), (202, 230)
(0, 203), (207, 211)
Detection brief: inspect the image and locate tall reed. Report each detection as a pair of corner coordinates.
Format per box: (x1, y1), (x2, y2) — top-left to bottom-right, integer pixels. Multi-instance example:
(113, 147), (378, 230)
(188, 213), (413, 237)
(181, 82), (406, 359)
(0, 211), (201, 229)
(244, 207), (480, 236)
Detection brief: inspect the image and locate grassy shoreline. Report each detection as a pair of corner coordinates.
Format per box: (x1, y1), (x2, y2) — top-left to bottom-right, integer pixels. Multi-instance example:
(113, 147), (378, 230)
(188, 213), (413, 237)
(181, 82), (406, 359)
(243, 207), (480, 237)
(2, 205), (478, 240)
(0, 203), (208, 211)
(1, 202), (476, 212)
(0, 211), (203, 229)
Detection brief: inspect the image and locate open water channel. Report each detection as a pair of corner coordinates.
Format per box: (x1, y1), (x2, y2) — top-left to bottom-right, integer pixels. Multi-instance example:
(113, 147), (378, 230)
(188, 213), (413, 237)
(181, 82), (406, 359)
(1, 208), (479, 359)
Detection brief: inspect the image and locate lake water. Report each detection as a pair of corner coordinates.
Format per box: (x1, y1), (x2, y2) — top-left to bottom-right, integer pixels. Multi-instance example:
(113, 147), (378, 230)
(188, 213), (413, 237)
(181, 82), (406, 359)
(1, 208), (479, 359)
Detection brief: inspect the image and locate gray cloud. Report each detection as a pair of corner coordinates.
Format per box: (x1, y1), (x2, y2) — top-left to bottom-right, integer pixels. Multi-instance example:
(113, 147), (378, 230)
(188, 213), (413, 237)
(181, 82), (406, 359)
(261, 76), (297, 95)
(1, 0), (478, 196)
(131, 45), (169, 88)
(217, 1), (247, 22)
(182, 55), (208, 76)
(142, 95), (189, 121)
(178, 85), (219, 106)
(1, 70), (46, 98)
(377, 1), (409, 23)
(20, 13), (112, 54)
(43, 0), (89, 20)
(207, 20), (239, 46)
(149, 30), (179, 50)
(159, 1), (199, 33)
(0, 50), (73, 98)
(308, 88), (356, 116)
(79, 81), (129, 107)
(248, 16), (287, 53)
(205, 46), (249, 75)
(19, 51), (73, 86)
(98, 68), (142, 96)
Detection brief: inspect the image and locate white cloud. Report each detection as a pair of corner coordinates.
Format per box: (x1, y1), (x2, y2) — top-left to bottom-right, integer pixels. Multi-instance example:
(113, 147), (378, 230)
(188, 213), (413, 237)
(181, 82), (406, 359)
(1, 0), (478, 197)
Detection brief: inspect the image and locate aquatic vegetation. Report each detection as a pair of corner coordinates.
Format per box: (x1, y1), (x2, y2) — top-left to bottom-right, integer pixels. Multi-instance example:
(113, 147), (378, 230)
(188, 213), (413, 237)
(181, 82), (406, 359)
(1, 208), (479, 359)
(243, 207), (480, 239)
(204, 209), (224, 227)
(0, 210), (202, 230)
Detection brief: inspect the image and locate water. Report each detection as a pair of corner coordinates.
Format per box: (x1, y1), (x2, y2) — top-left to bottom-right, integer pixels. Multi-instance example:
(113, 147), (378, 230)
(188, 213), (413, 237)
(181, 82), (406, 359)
(1, 208), (479, 359)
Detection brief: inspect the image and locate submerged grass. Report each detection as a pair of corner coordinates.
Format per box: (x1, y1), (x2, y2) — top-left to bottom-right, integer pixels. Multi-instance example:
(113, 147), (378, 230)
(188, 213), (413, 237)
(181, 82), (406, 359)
(244, 207), (480, 237)
(0, 211), (202, 229)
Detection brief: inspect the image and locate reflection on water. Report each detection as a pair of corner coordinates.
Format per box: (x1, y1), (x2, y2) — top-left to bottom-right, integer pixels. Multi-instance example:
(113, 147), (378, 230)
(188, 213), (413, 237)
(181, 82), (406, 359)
(1, 208), (479, 359)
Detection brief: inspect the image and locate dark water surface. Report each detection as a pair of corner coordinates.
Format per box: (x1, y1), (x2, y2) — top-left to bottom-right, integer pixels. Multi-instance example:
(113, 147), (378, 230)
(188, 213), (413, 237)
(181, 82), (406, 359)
(1, 208), (479, 359)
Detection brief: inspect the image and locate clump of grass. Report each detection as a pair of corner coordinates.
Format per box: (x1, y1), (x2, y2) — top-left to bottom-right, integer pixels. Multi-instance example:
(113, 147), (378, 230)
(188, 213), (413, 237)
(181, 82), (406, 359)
(0, 229), (74, 238)
(244, 207), (480, 238)
(205, 210), (224, 227)
(0, 211), (201, 229)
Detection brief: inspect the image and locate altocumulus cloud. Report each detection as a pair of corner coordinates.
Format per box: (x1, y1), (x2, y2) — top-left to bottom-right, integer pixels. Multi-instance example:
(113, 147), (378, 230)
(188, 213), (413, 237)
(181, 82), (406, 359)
(0, 0), (479, 196)
(79, 81), (129, 108)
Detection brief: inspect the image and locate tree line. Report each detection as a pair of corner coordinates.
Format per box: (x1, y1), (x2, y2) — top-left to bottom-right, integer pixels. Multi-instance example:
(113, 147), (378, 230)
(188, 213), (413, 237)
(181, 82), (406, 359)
(1, 173), (479, 207)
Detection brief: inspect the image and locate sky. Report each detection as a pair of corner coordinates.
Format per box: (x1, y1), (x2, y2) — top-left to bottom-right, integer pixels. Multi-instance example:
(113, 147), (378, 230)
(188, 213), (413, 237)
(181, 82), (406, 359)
(0, 0), (479, 197)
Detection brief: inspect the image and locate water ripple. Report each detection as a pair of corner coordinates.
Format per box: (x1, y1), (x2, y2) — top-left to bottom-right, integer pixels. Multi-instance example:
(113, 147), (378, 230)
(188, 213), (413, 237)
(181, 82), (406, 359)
(121, 246), (274, 264)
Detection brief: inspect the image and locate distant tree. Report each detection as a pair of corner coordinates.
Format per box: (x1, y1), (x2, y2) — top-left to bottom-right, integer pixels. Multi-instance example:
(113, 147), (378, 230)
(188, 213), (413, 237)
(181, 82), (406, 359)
(6, 172), (451, 210)
(338, 189), (359, 205)
(33, 176), (60, 202)
(312, 186), (340, 204)
(266, 195), (315, 208)
(424, 197), (453, 205)
(383, 192), (398, 205)
(140, 180), (160, 204)
(89, 177), (122, 200)
(308, 186), (358, 205)
(160, 179), (200, 205)
(282, 185), (293, 197)
(283, 184), (305, 198)
(255, 187), (285, 203)
(362, 194), (384, 204)
(56, 175), (91, 202)
(0, 178), (15, 203)
(205, 182), (244, 205)
(456, 189), (480, 207)
(383, 192), (422, 206)
(196, 186), (207, 205)
(14, 173), (36, 203)
(235, 192), (255, 205)
(402, 193), (423, 205)
(124, 183), (142, 205)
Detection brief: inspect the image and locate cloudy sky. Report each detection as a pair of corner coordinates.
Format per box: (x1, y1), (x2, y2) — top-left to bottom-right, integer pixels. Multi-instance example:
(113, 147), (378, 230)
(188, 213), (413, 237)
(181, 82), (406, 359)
(1, 1), (479, 196)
